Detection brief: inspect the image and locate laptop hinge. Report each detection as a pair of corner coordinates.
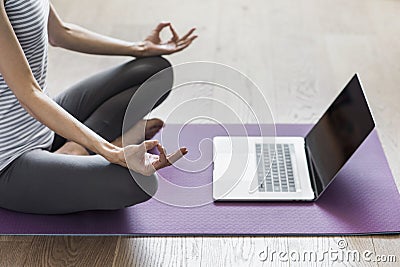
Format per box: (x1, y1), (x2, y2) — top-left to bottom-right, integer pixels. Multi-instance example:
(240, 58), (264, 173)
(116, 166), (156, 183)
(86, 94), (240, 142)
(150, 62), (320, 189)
(304, 144), (323, 199)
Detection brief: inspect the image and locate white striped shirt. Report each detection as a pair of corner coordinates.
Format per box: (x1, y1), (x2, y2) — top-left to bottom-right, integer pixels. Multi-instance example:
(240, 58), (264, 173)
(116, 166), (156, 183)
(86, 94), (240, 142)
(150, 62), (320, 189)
(0, 0), (54, 171)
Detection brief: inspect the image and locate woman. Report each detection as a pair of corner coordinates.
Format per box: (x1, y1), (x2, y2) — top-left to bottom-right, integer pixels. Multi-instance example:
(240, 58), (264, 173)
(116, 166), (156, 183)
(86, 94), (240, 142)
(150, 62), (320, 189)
(0, 0), (197, 214)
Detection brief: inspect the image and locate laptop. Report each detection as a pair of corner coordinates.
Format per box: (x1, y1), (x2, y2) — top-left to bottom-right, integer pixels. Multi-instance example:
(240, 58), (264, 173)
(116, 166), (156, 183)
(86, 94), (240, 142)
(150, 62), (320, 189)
(212, 74), (375, 201)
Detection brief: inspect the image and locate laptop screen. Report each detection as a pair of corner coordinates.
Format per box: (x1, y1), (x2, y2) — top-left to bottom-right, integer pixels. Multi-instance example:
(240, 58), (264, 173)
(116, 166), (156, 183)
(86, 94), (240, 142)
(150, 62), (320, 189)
(305, 74), (375, 196)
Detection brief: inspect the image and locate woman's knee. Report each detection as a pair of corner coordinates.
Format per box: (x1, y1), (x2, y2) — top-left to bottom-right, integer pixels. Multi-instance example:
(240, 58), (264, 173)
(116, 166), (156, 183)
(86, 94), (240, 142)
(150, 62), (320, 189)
(140, 172), (159, 198)
(123, 172), (159, 207)
(142, 56), (171, 70)
(151, 56), (172, 70)
(146, 56), (173, 87)
(127, 56), (172, 76)
(155, 57), (173, 101)
(136, 56), (173, 107)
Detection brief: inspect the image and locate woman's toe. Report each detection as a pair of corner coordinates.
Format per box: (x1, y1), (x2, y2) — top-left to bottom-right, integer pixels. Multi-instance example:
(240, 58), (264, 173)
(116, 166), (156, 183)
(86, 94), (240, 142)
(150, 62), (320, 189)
(145, 118), (164, 140)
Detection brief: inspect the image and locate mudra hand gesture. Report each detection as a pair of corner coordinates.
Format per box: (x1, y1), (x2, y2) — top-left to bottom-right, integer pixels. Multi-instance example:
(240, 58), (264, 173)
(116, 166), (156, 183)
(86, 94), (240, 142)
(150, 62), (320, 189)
(137, 22), (197, 57)
(113, 140), (188, 176)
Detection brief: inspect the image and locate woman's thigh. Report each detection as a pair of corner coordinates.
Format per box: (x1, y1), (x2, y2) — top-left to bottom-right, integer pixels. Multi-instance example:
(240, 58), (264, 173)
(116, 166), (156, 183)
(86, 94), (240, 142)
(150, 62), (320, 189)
(51, 56), (172, 150)
(0, 149), (158, 214)
(53, 56), (172, 122)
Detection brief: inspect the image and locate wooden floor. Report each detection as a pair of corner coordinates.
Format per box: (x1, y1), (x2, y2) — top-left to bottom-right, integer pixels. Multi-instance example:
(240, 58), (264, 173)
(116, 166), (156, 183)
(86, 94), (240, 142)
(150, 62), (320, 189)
(2, 0), (400, 266)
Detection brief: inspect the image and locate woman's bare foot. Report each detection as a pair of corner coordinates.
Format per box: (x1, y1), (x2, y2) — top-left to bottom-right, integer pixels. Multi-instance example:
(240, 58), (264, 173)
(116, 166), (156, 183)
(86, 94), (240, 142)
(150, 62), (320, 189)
(112, 118), (164, 147)
(54, 141), (89, 156)
(54, 118), (164, 155)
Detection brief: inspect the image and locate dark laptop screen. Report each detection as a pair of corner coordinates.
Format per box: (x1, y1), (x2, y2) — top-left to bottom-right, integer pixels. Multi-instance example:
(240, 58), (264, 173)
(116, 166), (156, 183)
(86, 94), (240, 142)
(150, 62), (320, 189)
(305, 74), (375, 195)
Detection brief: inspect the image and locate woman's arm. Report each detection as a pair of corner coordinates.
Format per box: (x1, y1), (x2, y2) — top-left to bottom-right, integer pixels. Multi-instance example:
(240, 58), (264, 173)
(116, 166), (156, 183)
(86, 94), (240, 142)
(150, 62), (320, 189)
(0, 2), (118, 159)
(48, 4), (197, 57)
(0, 1), (185, 175)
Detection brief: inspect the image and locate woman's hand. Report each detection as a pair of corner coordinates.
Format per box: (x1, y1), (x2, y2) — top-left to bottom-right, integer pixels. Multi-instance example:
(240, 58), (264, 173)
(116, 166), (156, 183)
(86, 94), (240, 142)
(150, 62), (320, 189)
(136, 22), (198, 57)
(109, 140), (188, 176)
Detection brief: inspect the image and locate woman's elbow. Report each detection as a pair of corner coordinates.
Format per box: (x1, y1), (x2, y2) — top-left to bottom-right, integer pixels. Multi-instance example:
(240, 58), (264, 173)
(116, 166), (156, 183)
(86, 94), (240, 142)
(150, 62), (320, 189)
(48, 23), (71, 47)
(48, 31), (64, 47)
(48, 36), (59, 47)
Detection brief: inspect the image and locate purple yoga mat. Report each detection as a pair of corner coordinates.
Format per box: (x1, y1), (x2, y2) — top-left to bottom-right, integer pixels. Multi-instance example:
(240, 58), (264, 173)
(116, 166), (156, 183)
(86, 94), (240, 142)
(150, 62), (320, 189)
(0, 124), (399, 235)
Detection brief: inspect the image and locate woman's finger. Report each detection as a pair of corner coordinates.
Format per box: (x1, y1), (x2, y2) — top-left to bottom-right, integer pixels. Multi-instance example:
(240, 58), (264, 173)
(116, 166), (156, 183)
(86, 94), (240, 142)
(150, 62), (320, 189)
(166, 147), (188, 165)
(178, 27), (196, 42)
(152, 147), (187, 170)
(174, 36), (197, 52)
(143, 162), (157, 176)
(177, 38), (191, 47)
(144, 140), (159, 150)
(169, 25), (179, 42)
(147, 154), (159, 163)
(179, 35), (198, 45)
(156, 144), (168, 163)
(152, 146), (167, 170)
(154, 21), (170, 33)
(173, 44), (189, 53)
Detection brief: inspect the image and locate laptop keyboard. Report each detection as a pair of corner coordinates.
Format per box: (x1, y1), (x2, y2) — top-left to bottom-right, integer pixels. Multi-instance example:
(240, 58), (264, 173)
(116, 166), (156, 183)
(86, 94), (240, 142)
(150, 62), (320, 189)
(255, 143), (297, 192)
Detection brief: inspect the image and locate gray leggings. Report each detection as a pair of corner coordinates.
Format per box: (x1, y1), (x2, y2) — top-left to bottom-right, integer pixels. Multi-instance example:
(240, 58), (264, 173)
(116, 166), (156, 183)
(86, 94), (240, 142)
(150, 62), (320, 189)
(0, 57), (172, 214)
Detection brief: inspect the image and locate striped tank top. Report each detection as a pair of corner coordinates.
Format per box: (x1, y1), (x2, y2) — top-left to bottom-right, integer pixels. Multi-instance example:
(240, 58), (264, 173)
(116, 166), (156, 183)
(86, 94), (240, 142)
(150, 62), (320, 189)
(0, 0), (54, 171)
